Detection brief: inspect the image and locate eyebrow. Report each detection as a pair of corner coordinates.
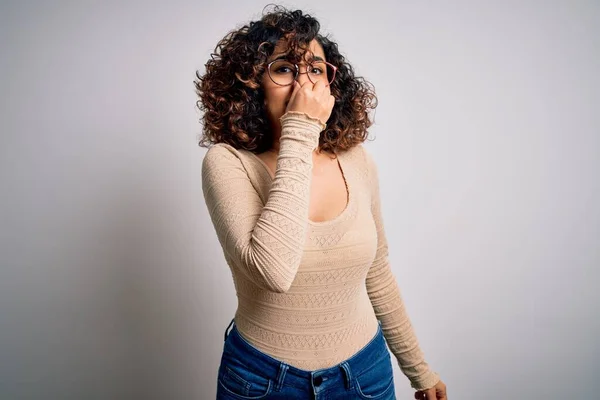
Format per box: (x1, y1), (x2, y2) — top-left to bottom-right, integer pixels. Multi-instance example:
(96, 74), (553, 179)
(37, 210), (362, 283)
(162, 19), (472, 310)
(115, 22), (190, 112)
(270, 53), (325, 63)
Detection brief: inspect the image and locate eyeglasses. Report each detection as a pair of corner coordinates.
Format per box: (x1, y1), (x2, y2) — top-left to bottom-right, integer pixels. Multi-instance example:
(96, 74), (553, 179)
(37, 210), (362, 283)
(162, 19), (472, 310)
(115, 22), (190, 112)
(266, 59), (338, 86)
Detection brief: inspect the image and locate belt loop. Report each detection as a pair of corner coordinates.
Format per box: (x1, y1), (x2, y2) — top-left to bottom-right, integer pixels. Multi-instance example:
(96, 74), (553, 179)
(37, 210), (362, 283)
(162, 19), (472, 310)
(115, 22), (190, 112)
(224, 318), (235, 341)
(274, 363), (288, 391)
(340, 361), (353, 390)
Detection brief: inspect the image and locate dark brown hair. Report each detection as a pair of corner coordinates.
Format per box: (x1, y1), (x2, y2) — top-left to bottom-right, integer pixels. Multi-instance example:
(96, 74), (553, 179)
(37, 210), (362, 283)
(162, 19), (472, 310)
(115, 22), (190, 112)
(194, 4), (378, 154)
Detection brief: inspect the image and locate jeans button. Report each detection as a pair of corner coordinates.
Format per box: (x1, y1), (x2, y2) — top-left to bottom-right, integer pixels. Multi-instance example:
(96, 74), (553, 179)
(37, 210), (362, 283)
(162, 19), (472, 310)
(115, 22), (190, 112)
(314, 375), (323, 386)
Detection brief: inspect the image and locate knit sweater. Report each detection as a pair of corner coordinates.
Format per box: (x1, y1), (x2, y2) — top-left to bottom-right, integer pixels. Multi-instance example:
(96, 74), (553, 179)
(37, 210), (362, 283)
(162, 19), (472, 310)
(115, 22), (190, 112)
(201, 111), (440, 391)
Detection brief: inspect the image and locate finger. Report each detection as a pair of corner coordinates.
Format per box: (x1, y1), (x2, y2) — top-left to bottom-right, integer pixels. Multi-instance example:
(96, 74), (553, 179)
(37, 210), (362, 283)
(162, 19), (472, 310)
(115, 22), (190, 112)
(287, 80), (303, 105)
(298, 79), (315, 99)
(317, 79), (331, 98)
(426, 388), (437, 399)
(313, 80), (331, 103)
(322, 80), (332, 98)
(311, 78), (326, 93)
(300, 79), (314, 89)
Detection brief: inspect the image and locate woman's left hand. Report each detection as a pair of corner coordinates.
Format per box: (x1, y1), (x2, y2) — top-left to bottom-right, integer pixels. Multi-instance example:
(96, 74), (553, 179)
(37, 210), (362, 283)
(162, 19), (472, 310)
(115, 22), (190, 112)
(414, 379), (447, 400)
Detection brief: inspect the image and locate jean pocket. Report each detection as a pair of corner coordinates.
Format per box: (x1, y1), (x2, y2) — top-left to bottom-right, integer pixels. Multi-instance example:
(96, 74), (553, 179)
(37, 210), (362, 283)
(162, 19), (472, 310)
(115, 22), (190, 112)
(217, 360), (273, 399)
(354, 351), (395, 399)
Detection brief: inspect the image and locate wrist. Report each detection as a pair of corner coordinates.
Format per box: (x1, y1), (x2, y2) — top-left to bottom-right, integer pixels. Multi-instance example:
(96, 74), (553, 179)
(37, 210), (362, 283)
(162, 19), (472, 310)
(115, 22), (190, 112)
(279, 111), (327, 132)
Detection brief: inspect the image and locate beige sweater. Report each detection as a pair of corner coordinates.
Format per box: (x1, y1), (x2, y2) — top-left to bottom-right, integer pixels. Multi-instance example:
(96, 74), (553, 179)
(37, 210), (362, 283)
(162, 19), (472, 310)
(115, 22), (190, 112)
(201, 111), (440, 390)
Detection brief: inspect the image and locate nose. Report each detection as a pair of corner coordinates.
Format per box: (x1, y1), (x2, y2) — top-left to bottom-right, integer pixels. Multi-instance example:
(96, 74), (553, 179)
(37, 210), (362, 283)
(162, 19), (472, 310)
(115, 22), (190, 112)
(294, 64), (312, 85)
(294, 73), (311, 86)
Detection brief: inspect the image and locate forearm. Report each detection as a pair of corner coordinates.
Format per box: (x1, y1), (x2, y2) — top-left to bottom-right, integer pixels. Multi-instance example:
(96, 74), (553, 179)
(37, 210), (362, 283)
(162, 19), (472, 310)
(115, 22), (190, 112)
(242, 112), (323, 292)
(202, 111), (323, 293)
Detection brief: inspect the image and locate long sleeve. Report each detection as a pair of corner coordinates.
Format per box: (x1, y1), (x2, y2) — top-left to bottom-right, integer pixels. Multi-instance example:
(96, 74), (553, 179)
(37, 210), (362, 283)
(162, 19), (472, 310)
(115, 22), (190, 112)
(363, 146), (441, 391)
(201, 111), (325, 293)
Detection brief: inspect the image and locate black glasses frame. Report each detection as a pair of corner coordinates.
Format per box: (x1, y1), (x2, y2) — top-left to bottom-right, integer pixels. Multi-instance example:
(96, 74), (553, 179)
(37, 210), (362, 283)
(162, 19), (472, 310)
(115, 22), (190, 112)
(266, 60), (338, 86)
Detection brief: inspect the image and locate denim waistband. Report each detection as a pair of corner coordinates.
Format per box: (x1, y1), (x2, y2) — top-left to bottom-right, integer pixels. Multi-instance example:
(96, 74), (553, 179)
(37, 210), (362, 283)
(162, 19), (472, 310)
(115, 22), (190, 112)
(222, 318), (386, 390)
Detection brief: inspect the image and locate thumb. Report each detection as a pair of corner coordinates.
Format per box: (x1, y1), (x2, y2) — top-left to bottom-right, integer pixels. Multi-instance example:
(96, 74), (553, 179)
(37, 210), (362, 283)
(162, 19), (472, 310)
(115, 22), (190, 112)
(285, 80), (301, 113)
(289, 79), (301, 100)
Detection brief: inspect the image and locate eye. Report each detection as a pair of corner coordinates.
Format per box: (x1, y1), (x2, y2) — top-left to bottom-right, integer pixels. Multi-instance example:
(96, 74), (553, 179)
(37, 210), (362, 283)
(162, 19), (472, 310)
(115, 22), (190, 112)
(270, 61), (295, 75)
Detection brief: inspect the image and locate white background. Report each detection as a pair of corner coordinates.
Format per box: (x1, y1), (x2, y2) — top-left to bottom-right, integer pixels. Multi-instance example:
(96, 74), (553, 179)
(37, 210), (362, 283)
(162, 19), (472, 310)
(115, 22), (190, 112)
(1, 1), (598, 399)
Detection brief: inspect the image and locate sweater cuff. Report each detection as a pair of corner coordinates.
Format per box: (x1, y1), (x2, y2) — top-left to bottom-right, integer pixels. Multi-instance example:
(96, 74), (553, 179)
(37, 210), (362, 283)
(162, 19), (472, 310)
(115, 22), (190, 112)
(406, 368), (441, 391)
(279, 111), (326, 134)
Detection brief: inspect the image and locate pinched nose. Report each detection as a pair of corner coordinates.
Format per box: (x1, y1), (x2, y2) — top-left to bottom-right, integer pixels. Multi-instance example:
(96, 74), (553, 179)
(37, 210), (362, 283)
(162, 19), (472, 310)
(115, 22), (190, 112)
(295, 72), (311, 86)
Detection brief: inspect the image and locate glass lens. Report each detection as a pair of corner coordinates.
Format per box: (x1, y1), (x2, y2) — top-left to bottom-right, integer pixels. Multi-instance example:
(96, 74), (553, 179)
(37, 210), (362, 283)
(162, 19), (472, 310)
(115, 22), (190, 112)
(269, 60), (296, 85)
(269, 61), (335, 85)
(308, 61), (335, 85)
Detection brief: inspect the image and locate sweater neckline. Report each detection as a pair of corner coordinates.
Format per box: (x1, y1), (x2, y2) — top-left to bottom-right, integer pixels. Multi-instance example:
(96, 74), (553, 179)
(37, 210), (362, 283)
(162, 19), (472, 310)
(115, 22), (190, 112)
(247, 150), (353, 227)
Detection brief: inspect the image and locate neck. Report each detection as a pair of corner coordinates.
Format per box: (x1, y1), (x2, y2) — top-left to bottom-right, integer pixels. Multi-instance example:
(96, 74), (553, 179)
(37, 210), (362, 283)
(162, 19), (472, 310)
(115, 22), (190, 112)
(270, 140), (281, 153)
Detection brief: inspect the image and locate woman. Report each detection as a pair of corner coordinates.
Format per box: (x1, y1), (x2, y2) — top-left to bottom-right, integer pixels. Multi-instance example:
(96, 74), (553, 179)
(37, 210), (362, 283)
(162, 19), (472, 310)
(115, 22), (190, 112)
(195, 5), (448, 400)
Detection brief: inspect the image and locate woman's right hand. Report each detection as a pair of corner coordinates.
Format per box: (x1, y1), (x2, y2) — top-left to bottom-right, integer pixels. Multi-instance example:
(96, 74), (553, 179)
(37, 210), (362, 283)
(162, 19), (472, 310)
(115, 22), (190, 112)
(284, 79), (335, 127)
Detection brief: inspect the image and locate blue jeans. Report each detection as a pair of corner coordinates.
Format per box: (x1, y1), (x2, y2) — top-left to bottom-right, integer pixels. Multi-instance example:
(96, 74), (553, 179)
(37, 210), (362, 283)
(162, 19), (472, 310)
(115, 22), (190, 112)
(216, 318), (396, 399)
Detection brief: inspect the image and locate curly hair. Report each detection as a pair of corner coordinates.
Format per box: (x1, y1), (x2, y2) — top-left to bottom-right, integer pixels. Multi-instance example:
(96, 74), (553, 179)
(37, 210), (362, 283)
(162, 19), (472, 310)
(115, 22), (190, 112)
(194, 4), (378, 154)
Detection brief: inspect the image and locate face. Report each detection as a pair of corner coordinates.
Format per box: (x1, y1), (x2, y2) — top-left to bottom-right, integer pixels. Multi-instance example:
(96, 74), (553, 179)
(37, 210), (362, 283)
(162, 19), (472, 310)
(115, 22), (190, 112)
(261, 38), (327, 135)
